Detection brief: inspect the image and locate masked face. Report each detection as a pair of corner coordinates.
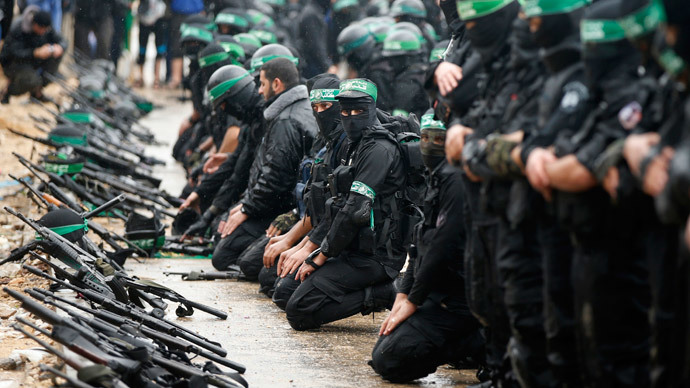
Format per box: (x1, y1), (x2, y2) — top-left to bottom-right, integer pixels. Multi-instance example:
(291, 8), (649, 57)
(509, 16), (538, 67)
(339, 97), (377, 143)
(421, 128), (446, 170)
(465, 2), (518, 64)
(312, 101), (342, 143)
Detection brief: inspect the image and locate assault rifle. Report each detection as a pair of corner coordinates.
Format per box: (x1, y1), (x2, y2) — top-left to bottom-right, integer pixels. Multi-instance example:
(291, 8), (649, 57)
(8, 129), (162, 187)
(5, 206), (227, 319)
(163, 268), (245, 281)
(6, 288), (246, 387)
(21, 265), (228, 357)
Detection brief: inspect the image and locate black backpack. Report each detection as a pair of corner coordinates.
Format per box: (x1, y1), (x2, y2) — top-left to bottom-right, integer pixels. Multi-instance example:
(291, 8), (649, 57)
(377, 110), (426, 206)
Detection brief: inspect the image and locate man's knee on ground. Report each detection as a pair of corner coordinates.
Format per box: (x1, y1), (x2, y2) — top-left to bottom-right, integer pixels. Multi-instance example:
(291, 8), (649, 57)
(285, 293), (320, 331)
(370, 324), (438, 383)
(211, 237), (237, 270)
(272, 276), (299, 311)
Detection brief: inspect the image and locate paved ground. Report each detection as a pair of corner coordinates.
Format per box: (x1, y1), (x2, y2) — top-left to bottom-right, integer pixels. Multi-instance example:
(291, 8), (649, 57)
(127, 89), (478, 388)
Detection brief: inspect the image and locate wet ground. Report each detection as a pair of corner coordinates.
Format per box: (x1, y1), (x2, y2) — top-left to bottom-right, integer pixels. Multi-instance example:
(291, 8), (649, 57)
(126, 91), (478, 387)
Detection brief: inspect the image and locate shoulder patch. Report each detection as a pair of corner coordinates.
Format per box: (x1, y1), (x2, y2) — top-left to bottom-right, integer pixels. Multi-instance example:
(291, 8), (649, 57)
(559, 81), (589, 113)
(618, 101), (643, 130)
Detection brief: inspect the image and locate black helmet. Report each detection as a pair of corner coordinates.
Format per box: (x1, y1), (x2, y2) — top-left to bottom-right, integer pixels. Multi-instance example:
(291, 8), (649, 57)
(180, 24), (214, 57)
(246, 9), (276, 30)
(49, 125), (88, 146)
(234, 32), (262, 63)
(258, 0), (286, 12)
(337, 25), (376, 71)
(199, 43), (236, 82)
(390, 22), (424, 42)
(206, 65), (255, 109)
(181, 14), (215, 32)
(215, 35), (246, 64)
(215, 8), (250, 34)
(382, 28), (423, 57)
(249, 28), (278, 45)
(124, 213), (165, 255)
(42, 150), (86, 176)
(39, 208), (87, 243)
(249, 43), (299, 75)
(390, 0), (427, 19)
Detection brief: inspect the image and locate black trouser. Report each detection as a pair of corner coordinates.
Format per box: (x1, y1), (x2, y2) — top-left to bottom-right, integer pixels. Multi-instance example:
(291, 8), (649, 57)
(370, 297), (483, 383)
(645, 224), (680, 388)
(271, 271), (300, 310)
(237, 235), (270, 280)
(497, 218), (555, 388)
(5, 58), (61, 96)
(572, 235), (651, 388)
(537, 214), (579, 386)
(137, 18), (170, 65)
(462, 177), (514, 386)
(284, 252), (393, 330)
(211, 216), (272, 270)
(74, 17), (114, 60)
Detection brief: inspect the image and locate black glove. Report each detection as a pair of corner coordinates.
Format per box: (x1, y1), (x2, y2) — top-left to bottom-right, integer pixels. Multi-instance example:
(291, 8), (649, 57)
(183, 206), (219, 238)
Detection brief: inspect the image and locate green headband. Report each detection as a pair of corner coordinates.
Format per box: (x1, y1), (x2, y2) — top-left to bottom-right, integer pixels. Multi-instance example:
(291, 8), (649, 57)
(250, 54), (299, 73)
(44, 161), (84, 175)
(392, 4), (427, 17)
(215, 13), (249, 27)
(219, 42), (246, 61)
(249, 29), (277, 44)
(235, 33), (262, 48)
(49, 133), (88, 146)
(619, 0), (666, 39)
(339, 33), (371, 55)
(208, 72), (250, 103)
(248, 13), (275, 28)
(310, 89), (340, 103)
(522, 0), (589, 17)
(581, 18), (626, 43)
(421, 114), (446, 130)
(199, 51), (231, 68)
(383, 39), (422, 51)
(456, 0), (514, 20)
(339, 79), (378, 101)
(181, 26), (214, 42)
(62, 111), (94, 124)
(37, 219), (88, 240)
(260, 0), (286, 5)
(334, 0), (358, 11)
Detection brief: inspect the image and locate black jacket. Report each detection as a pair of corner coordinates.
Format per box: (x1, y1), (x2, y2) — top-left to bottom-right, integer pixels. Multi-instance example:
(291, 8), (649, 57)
(75, 0), (113, 22)
(399, 162), (470, 313)
(0, 24), (66, 68)
(320, 127), (407, 275)
(305, 130), (349, 246)
(297, 1), (332, 78)
(240, 85), (318, 218)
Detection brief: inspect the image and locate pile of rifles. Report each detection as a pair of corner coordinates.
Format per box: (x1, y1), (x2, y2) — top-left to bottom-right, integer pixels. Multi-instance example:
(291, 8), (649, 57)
(1, 57), (248, 388)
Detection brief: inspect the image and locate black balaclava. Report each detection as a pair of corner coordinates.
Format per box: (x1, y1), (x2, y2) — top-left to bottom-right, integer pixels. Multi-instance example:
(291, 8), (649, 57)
(509, 16), (539, 68)
(582, 0), (640, 97)
(440, 0), (465, 37)
(339, 96), (378, 143)
(420, 111), (447, 170)
(307, 74), (343, 144)
(532, 10), (583, 73)
(465, 1), (519, 65)
(533, 13), (575, 49)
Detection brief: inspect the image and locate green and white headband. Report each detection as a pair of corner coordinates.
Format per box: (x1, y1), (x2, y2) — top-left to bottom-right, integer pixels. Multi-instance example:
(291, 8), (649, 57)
(310, 89), (340, 103)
